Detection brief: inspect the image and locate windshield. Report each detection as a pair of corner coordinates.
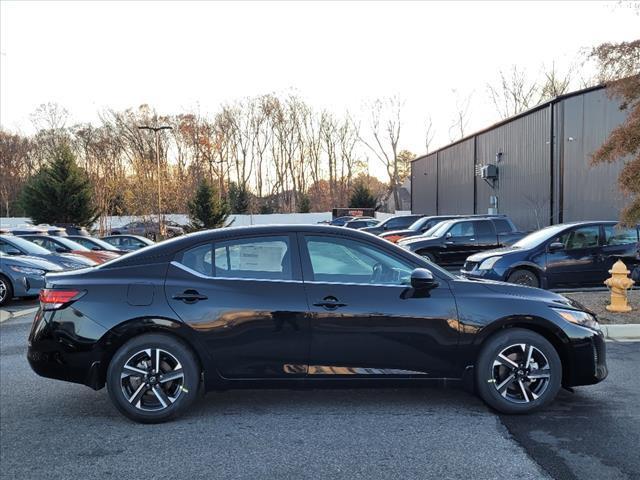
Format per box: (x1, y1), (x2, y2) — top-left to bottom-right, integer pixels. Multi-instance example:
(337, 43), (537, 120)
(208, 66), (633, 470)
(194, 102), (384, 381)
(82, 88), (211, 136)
(408, 217), (430, 231)
(427, 220), (455, 238)
(74, 237), (119, 251)
(512, 225), (568, 249)
(2, 235), (52, 255)
(52, 237), (91, 251)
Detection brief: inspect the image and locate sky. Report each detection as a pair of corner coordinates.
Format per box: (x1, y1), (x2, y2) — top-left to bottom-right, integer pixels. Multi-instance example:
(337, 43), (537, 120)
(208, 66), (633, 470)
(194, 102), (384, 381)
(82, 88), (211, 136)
(1, 0), (638, 177)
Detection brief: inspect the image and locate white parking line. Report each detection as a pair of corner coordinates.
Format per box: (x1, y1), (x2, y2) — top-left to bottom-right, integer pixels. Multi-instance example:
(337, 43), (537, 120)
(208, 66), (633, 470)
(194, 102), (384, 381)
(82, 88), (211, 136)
(0, 307), (39, 324)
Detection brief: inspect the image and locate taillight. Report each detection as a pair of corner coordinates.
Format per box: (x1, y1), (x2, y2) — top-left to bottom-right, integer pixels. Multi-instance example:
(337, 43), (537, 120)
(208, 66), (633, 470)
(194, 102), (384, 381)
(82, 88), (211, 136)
(39, 289), (84, 310)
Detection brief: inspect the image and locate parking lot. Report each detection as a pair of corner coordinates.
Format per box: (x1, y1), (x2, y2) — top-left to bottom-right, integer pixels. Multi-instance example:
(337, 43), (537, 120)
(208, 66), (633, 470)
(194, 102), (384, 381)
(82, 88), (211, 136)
(1, 309), (638, 480)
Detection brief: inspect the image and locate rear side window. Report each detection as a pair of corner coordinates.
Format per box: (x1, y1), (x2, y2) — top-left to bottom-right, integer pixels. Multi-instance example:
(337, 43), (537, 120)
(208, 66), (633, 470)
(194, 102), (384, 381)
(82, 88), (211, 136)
(604, 225), (638, 246)
(473, 220), (494, 237)
(179, 243), (213, 276)
(493, 219), (512, 234)
(214, 236), (292, 280)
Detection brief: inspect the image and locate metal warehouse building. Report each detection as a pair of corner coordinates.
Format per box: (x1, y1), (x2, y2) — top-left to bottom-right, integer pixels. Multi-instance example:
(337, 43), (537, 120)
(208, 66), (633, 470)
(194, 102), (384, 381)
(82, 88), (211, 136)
(410, 85), (629, 231)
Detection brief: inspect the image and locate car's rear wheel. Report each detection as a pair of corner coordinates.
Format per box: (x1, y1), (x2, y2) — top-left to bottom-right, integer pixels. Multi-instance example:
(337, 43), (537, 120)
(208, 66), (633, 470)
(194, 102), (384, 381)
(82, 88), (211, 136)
(475, 328), (561, 414)
(0, 275), (13, 306)
(106, 333), (200, 423)
(507, 269), (539, 288)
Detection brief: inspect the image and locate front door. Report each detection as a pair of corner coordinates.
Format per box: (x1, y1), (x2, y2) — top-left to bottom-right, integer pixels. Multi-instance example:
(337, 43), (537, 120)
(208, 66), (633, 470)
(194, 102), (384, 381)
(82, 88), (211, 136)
(165, 234), (310, 378)
(299, 234), (460, 378)
(546, 225), (602, 287)
(440, 220), (478, 266)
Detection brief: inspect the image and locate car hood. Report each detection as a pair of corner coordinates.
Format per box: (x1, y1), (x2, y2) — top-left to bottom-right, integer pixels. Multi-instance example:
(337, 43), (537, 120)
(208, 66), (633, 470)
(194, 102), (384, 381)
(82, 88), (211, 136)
(399, 235), (440, 248)
(459, 276), (586, 311)
(466, 246), (525, 262)
(2, 255), (63, 272)
(381, 229), (415, 238)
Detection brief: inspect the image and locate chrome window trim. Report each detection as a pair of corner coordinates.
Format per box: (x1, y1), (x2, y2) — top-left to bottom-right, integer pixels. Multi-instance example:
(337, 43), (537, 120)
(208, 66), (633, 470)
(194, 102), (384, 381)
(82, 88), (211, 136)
(170, 261), (302, 284)
(304, 280), (410, 288)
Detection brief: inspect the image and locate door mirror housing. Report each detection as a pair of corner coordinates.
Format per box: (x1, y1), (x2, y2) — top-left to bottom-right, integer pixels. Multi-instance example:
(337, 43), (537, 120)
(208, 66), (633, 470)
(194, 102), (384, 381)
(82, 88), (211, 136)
(55, 247), (67, 253)
(410, 268), (438, 290)
(548, 242), (564, 252)
(445, 232), (452, 239)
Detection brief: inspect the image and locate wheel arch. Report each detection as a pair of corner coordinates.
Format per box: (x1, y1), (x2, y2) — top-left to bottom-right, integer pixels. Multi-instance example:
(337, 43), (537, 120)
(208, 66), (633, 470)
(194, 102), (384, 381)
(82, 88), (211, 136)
(472, 315), (572, 386)
(95, 317), (214, 391)
(505, 263), (545, 287)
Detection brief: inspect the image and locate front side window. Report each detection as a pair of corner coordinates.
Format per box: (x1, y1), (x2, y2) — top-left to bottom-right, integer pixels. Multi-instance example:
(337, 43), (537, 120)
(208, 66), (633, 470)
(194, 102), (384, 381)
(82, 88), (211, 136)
(447, 221), (474, 237)
(604, 225), (638, 246)
(557, 226), (599, 249)
(214, 236), (291, 280)
(304, 236), (413, 285)
(0, 240), (22, 255)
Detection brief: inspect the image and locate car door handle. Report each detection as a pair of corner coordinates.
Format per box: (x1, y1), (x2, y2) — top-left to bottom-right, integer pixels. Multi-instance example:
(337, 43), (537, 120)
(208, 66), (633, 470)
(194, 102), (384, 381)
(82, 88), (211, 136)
(173, 290), (208, 303)
(313, 296), (347, 309)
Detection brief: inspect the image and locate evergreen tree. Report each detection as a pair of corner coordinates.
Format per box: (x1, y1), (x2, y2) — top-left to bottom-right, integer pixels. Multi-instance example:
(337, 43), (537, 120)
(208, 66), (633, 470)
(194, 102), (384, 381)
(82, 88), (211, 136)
(298, 193), (311, 213)
(229, 182), (251, 214)
(187, 181), (231, 230)
(349, 182), (378, 209)
(20, 143), (99, 226)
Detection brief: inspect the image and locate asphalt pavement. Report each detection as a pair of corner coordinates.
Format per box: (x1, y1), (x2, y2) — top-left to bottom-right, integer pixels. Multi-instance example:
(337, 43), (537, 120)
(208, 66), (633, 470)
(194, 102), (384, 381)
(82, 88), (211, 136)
(0, 313), (638, 480)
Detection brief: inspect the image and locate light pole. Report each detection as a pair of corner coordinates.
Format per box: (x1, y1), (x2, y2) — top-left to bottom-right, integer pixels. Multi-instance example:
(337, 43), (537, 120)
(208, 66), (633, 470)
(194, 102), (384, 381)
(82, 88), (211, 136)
(138, 125), (172, 239)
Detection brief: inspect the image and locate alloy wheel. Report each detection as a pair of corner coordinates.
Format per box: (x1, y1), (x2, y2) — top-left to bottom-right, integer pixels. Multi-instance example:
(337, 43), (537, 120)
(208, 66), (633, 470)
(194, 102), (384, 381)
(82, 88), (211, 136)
(0, 280), (7, 303)
(120, 348), (185, 411)
(491, 343), (551, 403)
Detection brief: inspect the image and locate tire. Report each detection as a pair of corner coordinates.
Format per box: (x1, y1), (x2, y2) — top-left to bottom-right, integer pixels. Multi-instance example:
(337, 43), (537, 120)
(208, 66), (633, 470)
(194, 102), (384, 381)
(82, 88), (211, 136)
(507, 269), (539, 288)
(420, 251), (437, 263)
(0, 275), (13, 306)
(106, 333), (201, 423)
(475, 328), (561, 414)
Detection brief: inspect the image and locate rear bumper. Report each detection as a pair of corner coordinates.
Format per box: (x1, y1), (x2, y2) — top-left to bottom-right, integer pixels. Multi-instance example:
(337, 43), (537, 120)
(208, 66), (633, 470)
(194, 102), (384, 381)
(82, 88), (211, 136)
(27, 308), (108, 390)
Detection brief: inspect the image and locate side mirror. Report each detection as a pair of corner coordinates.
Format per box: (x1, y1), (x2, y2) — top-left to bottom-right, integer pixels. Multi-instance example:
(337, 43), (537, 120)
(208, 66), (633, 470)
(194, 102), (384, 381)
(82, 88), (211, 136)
(410, 268), (438, 290)
(7, 249), (22, 256)
(55, 247), (67, 253)
(445, 232), (452, 239)
(91, 246), (101, 251)
(548, 242), (564, 252)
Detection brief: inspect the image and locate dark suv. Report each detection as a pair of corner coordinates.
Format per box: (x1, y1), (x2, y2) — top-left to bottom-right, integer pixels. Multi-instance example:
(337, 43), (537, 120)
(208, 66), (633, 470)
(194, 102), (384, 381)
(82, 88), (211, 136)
(461, 221), (640, 288)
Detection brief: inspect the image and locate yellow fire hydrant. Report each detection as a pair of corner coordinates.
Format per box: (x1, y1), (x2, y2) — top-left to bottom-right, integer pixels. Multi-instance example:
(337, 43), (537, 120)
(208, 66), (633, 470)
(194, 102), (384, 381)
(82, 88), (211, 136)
(604, 260), (635, 313)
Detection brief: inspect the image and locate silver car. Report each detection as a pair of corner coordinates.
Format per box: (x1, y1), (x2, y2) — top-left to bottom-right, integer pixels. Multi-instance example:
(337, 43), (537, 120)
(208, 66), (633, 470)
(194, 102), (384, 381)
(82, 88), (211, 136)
(0, 252), (63, 306)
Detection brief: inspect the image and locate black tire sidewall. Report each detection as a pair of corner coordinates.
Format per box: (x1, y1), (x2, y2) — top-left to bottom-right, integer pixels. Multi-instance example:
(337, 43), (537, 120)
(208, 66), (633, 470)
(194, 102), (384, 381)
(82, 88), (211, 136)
(106, 333), (200, 423)
(0, 275), (13, 306)
(507, 269), (539, 288)
(421, 252), (436, 263)
(475, 328), (561, 414)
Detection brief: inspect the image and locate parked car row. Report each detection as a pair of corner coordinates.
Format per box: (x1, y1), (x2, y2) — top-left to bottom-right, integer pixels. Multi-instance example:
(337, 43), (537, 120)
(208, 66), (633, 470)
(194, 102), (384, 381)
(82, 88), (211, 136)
(0, 232), (155, 305)
(359, 214), (639, 290)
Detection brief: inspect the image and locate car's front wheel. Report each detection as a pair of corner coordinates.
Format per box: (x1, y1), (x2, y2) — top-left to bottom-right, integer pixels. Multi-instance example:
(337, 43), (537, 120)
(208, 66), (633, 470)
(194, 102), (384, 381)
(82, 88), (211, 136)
(0, 275), (13, 306)
(475, 328), (561, 414)
(507, 269), (539, 288)
(106, 333), (200, 423)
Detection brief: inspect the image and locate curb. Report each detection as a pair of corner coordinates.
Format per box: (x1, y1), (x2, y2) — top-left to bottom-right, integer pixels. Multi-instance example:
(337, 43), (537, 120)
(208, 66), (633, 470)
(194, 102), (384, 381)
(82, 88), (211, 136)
(602, 324), (640, 340)
(0, 307), (38, 324)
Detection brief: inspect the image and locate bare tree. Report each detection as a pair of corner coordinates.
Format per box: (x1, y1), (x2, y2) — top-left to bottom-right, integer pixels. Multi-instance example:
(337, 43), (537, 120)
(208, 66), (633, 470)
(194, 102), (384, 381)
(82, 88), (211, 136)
(539, 61), (575, 101)
(448, 90), (472, 142)
(359, 95), (404, 209)
(424, 115), (435, 153)
(487, 66), (538, 119)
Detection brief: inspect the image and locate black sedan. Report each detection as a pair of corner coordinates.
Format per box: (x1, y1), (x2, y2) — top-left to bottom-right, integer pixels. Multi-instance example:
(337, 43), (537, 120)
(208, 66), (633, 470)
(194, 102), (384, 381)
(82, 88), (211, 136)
(28, 225), (607, 423)
(461, 221), (640, 288)
(360, 214), (424, 235)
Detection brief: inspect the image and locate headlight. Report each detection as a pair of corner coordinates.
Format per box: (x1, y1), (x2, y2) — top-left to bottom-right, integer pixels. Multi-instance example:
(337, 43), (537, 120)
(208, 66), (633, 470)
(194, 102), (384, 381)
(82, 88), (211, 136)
(552, 308), (600, 331)
(9, 265), (46, 276)
(478, 256), (502, 270)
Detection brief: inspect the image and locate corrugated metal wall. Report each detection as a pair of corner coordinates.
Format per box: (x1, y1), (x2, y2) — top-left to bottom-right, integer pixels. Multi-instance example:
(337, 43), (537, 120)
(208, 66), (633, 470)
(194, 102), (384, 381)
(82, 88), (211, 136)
(410, 86), (629, 229)
(436, 138), (475, 214)
(410, 153), (438, 215)
(476, 107), (551, 230)
(559, 88), (627, 222)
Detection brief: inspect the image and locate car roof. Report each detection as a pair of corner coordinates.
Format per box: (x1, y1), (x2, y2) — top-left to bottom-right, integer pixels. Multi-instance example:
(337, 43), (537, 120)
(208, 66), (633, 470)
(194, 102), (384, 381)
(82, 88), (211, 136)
(101, 224), (394, 269)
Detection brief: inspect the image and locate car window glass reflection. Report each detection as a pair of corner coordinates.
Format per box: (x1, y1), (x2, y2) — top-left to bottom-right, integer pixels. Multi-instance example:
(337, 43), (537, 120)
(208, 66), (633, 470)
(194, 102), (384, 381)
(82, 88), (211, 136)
(558, 226), (599, 249)
(604, 226), (638, 246)
(180, 244), (213, 276)
(305, 236), (412, 285)
(214, 236), (291, 280)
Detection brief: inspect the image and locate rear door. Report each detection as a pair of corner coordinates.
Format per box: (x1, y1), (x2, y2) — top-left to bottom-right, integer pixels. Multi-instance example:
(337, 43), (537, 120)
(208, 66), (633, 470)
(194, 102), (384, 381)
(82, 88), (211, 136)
(599, 225), (640, 283)
(165, 234), (310, 378)
(474, 220), (497, 252)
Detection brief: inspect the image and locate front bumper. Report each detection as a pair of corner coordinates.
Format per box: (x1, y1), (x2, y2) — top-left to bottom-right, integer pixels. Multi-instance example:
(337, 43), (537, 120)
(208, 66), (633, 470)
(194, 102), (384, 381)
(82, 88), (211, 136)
(460, 267), (508, 282)
(563, 328), (608, 387)
(27, 307), (108, 389)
